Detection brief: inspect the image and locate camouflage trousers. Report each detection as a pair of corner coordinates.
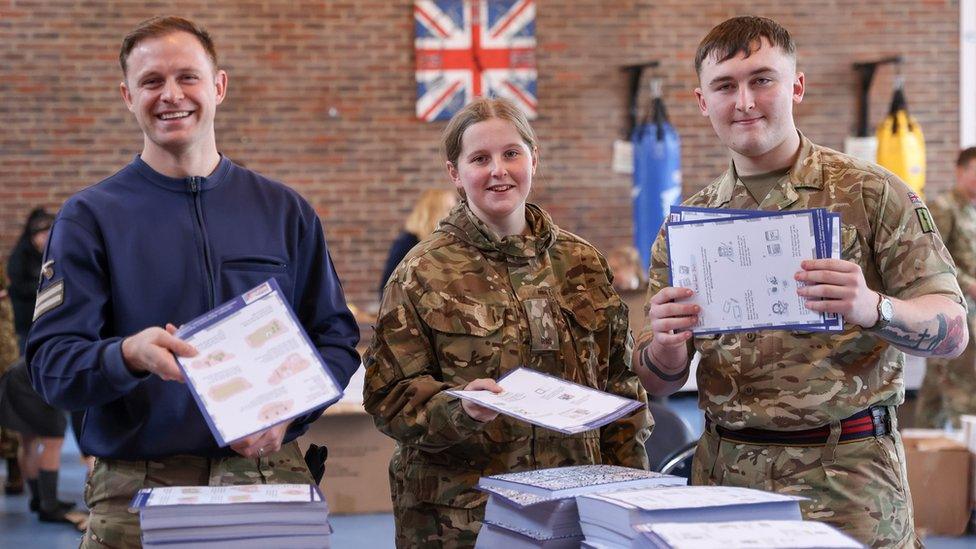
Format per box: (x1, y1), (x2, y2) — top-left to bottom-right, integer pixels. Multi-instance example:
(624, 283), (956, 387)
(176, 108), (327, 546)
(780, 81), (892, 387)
(692, 411), (918, 548)
(393, 501), (482, 549)
(389, 452), (483, 549)
(81, 441), (313, 548)
(915, 332), (976, 428)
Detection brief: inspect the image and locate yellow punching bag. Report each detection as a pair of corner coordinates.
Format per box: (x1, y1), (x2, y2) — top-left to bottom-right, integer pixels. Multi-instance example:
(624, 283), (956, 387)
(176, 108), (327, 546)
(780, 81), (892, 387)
(876, 85), (926, 197)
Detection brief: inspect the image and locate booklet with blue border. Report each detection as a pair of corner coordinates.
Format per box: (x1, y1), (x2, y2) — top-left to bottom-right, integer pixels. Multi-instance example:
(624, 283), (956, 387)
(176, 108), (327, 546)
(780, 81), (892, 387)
(666, 207), (840, 334)
(670, 205), (843, 332)
(174, 278), (343, 446)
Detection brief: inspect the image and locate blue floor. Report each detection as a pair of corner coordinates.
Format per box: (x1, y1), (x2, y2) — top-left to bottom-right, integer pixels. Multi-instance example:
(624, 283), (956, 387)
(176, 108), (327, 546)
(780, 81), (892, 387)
(1, 398), (971, 548)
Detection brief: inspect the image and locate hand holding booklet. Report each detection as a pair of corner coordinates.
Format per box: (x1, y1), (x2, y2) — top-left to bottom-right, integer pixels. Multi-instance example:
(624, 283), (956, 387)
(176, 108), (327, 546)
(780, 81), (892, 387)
(174, 279), (343, 446)
(447, 367), (643, 434)
(666, 205), (842, 334)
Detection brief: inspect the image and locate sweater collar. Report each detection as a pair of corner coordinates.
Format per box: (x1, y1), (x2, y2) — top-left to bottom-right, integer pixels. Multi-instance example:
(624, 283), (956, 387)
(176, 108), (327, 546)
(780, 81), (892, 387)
(131, 154), (232, 193)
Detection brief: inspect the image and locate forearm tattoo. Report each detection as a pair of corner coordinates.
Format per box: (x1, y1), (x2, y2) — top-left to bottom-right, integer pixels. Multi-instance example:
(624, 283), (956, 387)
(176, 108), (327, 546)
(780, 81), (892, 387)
(877, 312), (966, 356)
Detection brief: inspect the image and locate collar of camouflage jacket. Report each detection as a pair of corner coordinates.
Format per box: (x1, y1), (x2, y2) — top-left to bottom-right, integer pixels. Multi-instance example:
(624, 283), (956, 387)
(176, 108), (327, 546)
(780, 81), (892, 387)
(713, 131), (826, 210)
(440, 201), (558, 259)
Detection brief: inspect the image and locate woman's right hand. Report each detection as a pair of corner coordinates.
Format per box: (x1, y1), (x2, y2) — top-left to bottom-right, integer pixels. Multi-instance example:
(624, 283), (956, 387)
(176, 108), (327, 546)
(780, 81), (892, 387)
(460, 378), (503, 423)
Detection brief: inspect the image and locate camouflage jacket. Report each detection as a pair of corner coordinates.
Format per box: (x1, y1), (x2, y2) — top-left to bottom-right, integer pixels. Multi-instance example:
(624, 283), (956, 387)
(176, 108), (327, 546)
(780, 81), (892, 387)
(0, 264), (20, 372)
(928, 187), (976, 318)
(364, 202), (651, 510)
(647, 133), (964, 430)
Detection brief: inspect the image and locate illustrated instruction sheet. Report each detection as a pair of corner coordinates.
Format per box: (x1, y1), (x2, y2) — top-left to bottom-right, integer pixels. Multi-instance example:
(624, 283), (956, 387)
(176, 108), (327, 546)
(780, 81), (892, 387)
(670, 205), (842, 331)
(175, 279), (342, 446)
(131, 484), (322, 508)
(447, 367), (643, 434)
(667, 209), (834, 334)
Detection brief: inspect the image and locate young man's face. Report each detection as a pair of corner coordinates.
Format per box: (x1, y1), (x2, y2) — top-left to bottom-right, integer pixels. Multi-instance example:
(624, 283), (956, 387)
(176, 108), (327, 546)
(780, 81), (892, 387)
(695, 38), (804, 168)
(120, 31), (227, 158)
(959, 158), (976, 200)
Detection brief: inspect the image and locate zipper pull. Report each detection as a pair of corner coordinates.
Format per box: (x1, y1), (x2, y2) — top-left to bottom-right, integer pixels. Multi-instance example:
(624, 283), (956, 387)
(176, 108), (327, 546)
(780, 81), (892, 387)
(187, 176), (202, 193)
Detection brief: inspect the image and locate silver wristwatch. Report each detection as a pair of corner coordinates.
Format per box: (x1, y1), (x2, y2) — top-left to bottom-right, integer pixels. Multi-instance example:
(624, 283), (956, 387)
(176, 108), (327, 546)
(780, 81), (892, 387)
(870, 292), (894, 329)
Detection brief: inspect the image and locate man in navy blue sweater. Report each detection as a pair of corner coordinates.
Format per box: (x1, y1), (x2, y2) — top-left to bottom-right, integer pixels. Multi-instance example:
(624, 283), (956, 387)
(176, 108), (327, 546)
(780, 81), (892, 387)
(25, 16), (360, 547)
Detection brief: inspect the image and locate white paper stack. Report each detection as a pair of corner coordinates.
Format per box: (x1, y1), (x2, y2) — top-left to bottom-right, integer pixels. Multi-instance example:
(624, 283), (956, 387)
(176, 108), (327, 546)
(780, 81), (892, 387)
(130, 484), (331, 548)
(633, 520), (863, 549)
(576, 486), (804, 547)
(475, 465), (687, 548)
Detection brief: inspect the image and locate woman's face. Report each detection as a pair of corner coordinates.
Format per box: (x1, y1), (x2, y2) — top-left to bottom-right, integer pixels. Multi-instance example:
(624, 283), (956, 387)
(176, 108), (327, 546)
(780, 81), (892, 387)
(447, 118), (537, 236)
(31, 229), (49, 252)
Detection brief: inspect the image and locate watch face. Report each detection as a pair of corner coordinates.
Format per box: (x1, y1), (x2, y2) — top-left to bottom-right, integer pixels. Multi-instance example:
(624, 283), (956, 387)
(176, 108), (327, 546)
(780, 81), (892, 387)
(880, 298), (895, 321)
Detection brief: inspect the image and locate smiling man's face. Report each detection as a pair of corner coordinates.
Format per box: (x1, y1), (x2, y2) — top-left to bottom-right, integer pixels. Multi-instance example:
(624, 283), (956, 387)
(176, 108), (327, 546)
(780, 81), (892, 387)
(695, 38), (805, 174)
(120, 30), (227, 159)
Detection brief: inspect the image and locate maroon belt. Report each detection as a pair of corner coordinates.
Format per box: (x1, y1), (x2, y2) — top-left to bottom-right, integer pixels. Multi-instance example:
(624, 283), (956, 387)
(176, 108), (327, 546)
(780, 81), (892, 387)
(706, 407), (890, 446)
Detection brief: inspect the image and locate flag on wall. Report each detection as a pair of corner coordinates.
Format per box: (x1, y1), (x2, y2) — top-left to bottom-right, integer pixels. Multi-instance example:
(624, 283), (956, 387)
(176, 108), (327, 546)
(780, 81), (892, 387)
(414, 0), (537, 122)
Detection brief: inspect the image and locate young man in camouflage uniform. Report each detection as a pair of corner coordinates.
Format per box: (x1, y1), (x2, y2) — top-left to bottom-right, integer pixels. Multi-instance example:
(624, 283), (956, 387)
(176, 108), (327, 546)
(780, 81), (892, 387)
(634, 16), (967, 548)
(916, 147), (976, 428)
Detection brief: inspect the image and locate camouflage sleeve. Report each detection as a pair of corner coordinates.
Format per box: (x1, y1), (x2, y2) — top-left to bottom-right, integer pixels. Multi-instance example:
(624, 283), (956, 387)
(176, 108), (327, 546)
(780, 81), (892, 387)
(599, 292), (651, 469)
(0, 266), (20, 373)
(363, 280), (488, 452)
(930, 198), (976, 293)
(871, 178), (964, 305)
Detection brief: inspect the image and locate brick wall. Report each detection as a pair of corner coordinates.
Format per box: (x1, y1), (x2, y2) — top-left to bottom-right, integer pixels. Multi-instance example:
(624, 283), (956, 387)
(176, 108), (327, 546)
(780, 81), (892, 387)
(0, 1), (961, 307)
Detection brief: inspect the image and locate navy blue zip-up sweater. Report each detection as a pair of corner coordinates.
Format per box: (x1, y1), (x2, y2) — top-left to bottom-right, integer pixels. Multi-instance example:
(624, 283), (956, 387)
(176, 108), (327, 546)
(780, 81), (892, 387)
(26, 155), (360, 460)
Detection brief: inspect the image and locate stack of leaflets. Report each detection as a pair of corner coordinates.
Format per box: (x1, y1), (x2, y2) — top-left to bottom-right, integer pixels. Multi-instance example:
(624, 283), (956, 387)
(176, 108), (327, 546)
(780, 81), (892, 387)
(666, 205), (842, 334)
(131, 484), (331, 548)
(475, 465), (687, 548)
(633, 520), (863, 549)
(576, 486), (805, 547)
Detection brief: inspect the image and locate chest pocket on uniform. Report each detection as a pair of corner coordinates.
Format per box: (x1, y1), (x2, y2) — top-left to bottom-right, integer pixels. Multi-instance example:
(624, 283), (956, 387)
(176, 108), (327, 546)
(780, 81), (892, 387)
(840, 224), (863, 265)
(522, 297), (560, 352)
(559, 285), (614, 388)
(417, 292), (505, 379)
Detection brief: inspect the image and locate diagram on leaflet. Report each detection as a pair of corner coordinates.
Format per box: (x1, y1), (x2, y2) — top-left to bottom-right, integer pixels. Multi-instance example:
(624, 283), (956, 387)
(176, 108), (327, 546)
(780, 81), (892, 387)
(174, 281), (342, 447)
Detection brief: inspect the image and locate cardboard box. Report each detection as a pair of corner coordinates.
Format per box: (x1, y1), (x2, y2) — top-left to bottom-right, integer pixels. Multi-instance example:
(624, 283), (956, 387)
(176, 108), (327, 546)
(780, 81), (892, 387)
(299, 401), (395, 514)
(300, 364), (394, 515)
(903, 432), (972, 536)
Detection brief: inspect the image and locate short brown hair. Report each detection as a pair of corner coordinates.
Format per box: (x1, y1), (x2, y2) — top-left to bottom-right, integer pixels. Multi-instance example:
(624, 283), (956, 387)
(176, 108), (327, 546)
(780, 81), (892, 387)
(443, 97), (538, 167)
(120, 16), (217, 76)
(958, 147), (976, 168)
(694, 16), (796, 76)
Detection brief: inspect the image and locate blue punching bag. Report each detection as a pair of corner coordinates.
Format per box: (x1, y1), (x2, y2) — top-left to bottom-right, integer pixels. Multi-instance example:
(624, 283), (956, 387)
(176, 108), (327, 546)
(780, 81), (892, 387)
(633, 92), (682, 271)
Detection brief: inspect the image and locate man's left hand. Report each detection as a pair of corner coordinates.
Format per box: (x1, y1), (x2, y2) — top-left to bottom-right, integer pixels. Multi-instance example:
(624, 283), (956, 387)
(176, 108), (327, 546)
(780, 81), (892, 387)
(230, 422), (290, 459)
(795, 258), (879, 328)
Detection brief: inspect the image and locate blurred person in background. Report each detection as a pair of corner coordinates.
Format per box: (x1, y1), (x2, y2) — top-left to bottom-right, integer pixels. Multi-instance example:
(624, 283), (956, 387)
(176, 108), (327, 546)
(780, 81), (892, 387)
(7, 208), (54, 352)
(915, 147), (976, 429)
(378, 189), (457, 298)
(0, 264), (23, 496)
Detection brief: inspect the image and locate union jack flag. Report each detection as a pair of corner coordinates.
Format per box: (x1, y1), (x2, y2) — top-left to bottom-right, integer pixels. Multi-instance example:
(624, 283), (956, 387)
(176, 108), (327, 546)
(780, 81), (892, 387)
(414, 0), (537, 122)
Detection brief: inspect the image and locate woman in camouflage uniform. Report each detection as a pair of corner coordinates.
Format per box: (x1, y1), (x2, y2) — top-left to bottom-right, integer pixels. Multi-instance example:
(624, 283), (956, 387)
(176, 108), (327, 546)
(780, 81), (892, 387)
(364, 98), (652, 548)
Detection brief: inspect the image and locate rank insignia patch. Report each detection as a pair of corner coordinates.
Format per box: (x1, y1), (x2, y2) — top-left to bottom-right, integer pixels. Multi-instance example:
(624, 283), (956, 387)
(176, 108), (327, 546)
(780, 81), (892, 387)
(915, 207), (935, 234)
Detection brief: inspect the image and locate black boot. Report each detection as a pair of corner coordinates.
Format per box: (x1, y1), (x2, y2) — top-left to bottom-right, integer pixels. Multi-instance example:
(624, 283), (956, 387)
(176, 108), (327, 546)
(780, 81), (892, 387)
(27, 477), (39, 512)
(36, 469), (75, 521)
(4, 457), (24, 494)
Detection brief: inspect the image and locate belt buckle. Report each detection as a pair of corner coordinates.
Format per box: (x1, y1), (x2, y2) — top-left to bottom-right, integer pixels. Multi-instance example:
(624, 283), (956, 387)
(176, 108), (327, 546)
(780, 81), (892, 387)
(870, 406), (887, 437)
